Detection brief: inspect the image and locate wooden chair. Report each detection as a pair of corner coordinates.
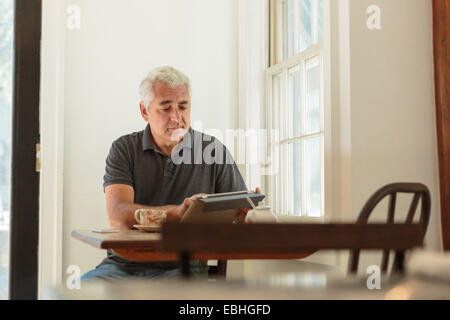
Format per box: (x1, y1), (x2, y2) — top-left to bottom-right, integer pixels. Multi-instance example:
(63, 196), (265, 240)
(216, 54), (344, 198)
(348, 183), (431, 275)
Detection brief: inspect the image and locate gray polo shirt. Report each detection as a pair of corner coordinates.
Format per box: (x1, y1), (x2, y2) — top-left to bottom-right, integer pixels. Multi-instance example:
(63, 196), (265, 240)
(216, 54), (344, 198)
(99, 124), (247, 271)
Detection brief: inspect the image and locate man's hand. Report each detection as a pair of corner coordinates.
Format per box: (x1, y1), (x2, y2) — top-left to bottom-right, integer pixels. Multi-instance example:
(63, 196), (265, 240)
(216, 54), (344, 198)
(168, 188), (262, 223)
(233, 187), (261, 224)
(166, 193), (206, 221)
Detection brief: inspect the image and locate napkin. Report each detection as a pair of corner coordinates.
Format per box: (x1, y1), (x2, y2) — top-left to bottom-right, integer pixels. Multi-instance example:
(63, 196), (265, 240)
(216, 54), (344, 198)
(406, 249), (450, 282)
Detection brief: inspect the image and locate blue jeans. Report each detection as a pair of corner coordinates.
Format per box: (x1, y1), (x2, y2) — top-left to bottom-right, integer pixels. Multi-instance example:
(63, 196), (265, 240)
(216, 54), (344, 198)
(80, 263), (206, 283)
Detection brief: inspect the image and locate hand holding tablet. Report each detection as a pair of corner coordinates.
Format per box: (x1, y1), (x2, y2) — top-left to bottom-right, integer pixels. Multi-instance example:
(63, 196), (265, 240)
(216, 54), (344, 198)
(180, 189), (265, 223)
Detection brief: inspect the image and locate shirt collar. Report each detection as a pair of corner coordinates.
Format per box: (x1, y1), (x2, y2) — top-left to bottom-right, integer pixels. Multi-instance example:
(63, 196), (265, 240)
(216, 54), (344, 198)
(142, 123), (194, 152)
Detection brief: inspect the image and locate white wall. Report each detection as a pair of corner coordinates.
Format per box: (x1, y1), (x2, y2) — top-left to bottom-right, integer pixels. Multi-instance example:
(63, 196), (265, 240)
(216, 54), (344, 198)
(348, 0), (440, 239)
(341, 0), (441, 273)
(61, 0), (239, 279)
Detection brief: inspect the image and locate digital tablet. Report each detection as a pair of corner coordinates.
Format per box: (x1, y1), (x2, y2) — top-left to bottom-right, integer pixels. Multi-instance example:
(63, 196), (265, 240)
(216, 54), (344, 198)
(180, 191), (265, 223)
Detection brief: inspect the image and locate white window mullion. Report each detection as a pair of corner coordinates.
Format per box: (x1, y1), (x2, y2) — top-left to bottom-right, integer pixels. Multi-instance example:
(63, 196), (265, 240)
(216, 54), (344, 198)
(279, 72), (283, 215)
(281, 144), (285, 215)
(286, 142), (290, 214)
(300, 59), (307, 216)
(320, 132), (325, 219)
(266, 71), (273, 208)
(287, 68), (294, 214)
(276, 72), (281, 214)
(275, 75), (280, 214)
(289, 142), (294, 214)
(274, 142), (278, 214)
(267, 43), (323, 75)
(320, 52), (325, 218)
(279, 132), (321, 145)
(282, 70), (288, 142)
(281, 69), (288, 215)
(319, 53), (324, 132)
(301, 139), (307, 217)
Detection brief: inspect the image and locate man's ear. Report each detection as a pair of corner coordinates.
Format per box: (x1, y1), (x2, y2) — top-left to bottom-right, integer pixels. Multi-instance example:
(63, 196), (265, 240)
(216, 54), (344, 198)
(139, 102), (149, 122)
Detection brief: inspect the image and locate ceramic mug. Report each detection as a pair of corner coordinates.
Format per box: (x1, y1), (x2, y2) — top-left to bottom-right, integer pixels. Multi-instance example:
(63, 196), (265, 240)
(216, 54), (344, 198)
(134, 209), (167, 226)
(245, 206), (277, 223)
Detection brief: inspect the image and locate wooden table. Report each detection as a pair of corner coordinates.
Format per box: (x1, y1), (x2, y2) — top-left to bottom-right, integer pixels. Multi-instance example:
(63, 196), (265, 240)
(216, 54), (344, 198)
(72, 222), (424, 276)
(71, 228), (315, 262)
(159, 223), (424, 276)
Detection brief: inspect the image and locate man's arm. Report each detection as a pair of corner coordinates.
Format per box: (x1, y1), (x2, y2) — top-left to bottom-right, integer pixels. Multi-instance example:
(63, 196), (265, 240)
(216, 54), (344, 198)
(105, 184), (203, 229)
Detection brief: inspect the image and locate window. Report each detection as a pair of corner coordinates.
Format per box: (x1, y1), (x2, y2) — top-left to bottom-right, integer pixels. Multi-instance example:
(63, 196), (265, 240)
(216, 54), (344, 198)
(266, 0), (325, 217)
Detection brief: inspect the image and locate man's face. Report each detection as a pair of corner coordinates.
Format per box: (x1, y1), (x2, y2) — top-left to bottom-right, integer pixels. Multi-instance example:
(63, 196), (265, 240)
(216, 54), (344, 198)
(140, 81), (191, 147)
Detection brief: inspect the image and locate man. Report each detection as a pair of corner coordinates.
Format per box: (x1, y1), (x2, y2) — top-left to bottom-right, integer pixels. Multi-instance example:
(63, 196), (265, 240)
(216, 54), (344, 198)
(81, 66), (258, 281)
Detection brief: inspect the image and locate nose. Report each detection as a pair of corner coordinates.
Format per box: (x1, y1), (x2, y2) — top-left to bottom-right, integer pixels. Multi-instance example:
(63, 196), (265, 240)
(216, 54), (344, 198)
(169, 108), (182, 124)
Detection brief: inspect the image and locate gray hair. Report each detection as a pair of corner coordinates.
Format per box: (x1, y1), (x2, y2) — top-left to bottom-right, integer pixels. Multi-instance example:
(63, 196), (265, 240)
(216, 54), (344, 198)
(139, 66), (191, 110)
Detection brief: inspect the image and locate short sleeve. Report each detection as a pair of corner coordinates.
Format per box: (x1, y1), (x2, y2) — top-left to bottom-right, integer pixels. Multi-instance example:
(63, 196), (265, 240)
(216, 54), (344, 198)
(214, 145), (248, 193)
(103, 141), (134, 191)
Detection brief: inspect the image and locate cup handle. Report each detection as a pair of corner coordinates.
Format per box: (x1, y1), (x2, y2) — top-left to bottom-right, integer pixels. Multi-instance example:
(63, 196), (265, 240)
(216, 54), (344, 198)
(134, 210), (141, 225)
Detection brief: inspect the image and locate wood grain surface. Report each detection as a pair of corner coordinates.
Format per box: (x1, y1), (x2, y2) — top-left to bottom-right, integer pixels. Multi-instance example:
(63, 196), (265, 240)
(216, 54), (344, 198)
(432, 0), (450, 250)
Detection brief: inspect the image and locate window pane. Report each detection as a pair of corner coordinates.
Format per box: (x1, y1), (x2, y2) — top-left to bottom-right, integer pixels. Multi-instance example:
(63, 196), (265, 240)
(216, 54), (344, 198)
(317, 0), (323, 43)
(282, 0), (323, 59)
(0, 0), (13, 300)
(281, 143), (289, 215)
(284, 0), (315, 57)
(288, 68), (301, 138)
(305, 136), (321, 217)
(271, 73), (283, 214)
(299, 0), (312, 52)
(272, 73), (282, 140)
(305, 56), (320, 134)
(292, 141), (302, 215)
(285, 0), (295, 58)
(285, 142), (301, 216)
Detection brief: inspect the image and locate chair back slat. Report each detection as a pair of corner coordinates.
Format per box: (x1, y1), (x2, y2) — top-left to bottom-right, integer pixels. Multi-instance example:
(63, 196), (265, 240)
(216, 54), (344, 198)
(348, 183), (431, 275)
(381, 193), (397, 273)
(405, 193), (421, 224)
(387, 193), (397, 223)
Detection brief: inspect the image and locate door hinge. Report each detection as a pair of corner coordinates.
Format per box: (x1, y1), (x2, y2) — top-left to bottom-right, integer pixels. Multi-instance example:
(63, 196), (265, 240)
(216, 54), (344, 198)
(36, 143), (41, 172)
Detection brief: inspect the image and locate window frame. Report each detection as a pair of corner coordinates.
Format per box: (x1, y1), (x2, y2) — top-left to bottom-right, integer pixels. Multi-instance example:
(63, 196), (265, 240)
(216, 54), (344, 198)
(9, 0), (42, 300)
(265, 0), (330, 220)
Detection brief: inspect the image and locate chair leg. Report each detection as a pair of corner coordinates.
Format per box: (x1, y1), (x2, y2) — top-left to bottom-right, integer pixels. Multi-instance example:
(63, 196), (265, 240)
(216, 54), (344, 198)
(381, 249), (390, 274)
(348, 249), (360, 275)
(217, 260), (227, 277)
(392, 251), (405, 274)
(179, 251), (191, 278)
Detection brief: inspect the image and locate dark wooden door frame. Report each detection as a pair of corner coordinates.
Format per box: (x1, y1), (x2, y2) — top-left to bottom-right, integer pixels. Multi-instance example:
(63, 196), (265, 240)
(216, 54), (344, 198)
(9, 0), (41, 299)
(432, 0), (450, 251)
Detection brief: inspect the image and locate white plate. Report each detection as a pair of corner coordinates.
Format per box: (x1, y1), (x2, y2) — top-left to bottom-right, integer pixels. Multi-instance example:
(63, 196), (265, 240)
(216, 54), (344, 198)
(133, 224), (161, 232)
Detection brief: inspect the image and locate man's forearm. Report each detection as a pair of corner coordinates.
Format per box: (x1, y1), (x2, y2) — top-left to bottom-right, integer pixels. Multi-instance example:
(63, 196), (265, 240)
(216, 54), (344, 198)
(108, 202), (178, 229)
